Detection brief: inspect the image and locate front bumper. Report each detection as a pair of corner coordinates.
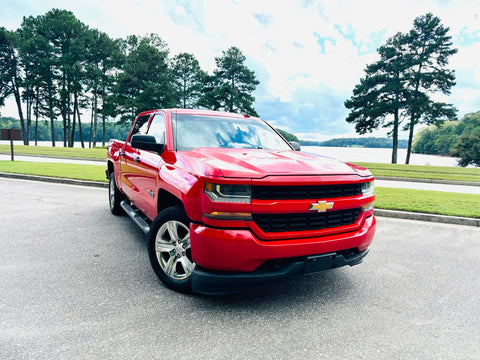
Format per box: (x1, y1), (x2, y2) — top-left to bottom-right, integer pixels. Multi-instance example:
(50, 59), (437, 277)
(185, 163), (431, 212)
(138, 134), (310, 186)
(190, 214), (376, 272)
(189, 214), (376, 294)
(191, 247), (370, 295)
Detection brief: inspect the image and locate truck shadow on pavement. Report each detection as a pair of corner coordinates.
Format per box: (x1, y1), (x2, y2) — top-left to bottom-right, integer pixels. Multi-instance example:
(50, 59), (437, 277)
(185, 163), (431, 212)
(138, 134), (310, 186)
(188, 269), (357, 312)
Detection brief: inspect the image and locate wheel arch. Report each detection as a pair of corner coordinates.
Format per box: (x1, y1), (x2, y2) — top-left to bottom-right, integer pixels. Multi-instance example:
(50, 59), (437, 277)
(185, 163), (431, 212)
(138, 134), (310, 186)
(157, 189), (183, 214)
(107, 160), (115, 178)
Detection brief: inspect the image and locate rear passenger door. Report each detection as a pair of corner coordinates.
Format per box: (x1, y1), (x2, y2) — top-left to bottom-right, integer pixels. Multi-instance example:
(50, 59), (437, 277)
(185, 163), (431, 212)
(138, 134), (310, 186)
(131, 112), (167, 220)
(120, 114), (150, 206)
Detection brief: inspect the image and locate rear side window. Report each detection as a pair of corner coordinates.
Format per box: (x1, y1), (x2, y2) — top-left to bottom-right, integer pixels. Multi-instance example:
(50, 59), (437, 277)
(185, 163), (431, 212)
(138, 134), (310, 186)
(130, 115), (150, 140)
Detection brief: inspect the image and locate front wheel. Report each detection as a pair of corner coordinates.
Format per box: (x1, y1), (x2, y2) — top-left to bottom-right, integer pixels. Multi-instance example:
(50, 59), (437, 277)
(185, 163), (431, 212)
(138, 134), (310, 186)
(148, 206), (195, 293)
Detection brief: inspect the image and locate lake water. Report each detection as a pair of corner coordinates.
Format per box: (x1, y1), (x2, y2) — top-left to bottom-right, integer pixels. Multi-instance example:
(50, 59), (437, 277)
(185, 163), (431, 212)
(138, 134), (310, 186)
(302, 146), (460, 167)
(1, 141), (460, 167)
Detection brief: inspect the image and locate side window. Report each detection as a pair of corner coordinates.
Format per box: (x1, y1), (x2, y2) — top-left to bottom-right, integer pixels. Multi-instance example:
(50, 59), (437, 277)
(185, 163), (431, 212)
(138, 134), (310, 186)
(147, 114), (166, 144)
(130, 115), (150, 140)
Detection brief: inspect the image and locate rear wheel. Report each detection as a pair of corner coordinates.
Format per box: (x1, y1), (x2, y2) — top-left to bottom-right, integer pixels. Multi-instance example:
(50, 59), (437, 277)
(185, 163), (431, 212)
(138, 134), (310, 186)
(148, 206), (195, 293)
(109, 172), (125, 215)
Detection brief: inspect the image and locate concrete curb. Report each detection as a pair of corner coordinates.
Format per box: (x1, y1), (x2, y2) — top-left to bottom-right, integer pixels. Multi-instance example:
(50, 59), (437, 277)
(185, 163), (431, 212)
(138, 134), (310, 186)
(374, 209), (480, 227)
(2, 172), (479, 227)
(375, 176), (480, 187)
(0, 172), (108, 188)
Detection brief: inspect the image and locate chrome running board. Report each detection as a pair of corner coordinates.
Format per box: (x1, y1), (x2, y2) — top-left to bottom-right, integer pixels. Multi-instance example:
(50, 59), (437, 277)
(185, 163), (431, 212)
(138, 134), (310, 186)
(120, 200), (151, 234)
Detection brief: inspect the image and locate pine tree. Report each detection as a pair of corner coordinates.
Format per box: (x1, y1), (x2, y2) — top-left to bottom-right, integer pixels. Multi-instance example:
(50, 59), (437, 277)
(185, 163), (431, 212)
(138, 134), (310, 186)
(345, 33), (411, 163)
(403, 13), (457, 164)
(345, 13), (457, 164)
(18, 15), (59, 146)
(84, 29), (122, 147)
(0, 27), (27, 144)
(171, 53), (206, 109)
(41, 9), (88, 147)
(200, 47), (259, 116)
(113, 34), (175, 124)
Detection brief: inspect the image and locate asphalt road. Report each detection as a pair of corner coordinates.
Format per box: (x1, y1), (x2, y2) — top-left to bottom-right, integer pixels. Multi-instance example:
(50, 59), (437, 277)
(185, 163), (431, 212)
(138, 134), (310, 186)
(1, 178), (479, 360)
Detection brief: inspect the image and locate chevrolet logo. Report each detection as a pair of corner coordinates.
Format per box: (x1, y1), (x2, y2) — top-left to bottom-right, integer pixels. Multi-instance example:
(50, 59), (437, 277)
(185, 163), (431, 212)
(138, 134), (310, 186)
(309, 201), (334, 212)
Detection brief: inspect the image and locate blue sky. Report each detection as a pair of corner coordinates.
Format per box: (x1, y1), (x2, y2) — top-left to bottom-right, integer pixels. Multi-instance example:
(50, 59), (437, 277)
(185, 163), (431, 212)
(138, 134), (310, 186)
(1, 0), (480, 141)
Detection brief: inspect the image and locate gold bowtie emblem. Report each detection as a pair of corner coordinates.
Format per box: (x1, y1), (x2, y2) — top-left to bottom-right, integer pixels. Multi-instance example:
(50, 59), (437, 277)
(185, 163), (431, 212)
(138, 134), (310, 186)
(309, 201), (334, 212)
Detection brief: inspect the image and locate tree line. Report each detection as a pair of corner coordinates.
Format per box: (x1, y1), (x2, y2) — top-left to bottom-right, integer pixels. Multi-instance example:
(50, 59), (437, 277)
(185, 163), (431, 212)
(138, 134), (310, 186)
(345, 13), (458, 164)
(0, 9), (259, 147)
(413, 111), (480, 167)
(316, 137), (408, 148)
(0, 116), (129, 145)
(1, 115), (299, 147)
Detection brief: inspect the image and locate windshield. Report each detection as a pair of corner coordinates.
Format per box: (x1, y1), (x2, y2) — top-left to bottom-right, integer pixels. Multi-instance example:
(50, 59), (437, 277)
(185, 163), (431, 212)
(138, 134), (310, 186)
(174, 115), (292, 151)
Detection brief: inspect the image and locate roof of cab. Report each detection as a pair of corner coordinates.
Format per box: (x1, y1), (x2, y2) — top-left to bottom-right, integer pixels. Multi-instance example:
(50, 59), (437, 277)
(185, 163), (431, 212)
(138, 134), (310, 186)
(136, 108), (256, 120)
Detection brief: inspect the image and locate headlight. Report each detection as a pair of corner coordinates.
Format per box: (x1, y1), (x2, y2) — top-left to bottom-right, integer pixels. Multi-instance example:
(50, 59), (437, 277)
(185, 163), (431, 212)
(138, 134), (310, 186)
(361, 181), (374, 197)
(204, 183), (251, 203)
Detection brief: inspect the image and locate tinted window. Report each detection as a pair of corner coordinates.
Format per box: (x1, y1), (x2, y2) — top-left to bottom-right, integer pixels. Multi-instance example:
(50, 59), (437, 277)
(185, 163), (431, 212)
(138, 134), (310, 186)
(174, 115), (291, 151)
(130, 115), (150, 139)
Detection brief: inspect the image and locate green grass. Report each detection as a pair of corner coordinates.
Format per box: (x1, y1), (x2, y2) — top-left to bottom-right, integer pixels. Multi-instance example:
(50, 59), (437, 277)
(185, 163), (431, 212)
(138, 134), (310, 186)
(2, 145), (480, 218)
(0, 144), (107, 159)
(4, 145), (480, 182)
(353, 162), (480, 183)
(375, 187), (480, 218)
(2, 160), (480, 218)
(0, 161), (107, 182)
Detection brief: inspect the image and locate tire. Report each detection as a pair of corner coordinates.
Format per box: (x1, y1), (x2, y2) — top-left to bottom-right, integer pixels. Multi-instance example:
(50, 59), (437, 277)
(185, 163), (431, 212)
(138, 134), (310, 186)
(148, 206), (195, 293)
(109, 172), (125, 215)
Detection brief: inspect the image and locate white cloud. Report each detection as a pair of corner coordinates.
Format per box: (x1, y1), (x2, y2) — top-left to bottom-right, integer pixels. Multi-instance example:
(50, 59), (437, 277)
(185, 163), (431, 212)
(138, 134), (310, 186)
(1, 0), (480, 141)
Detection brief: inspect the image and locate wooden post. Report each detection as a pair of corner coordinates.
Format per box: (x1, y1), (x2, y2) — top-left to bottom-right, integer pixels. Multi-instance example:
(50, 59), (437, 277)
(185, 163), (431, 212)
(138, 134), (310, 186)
(1, 128), (22, 161)
(10, 130), (14, 161)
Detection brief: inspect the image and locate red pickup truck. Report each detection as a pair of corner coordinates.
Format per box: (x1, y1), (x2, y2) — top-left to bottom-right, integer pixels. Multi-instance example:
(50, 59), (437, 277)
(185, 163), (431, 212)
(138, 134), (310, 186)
(106, 109), (376, 294)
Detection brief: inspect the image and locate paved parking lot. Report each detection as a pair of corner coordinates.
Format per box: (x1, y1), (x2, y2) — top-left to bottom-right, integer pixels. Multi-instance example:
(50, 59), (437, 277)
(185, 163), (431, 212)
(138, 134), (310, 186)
(1, 178), (479, 360)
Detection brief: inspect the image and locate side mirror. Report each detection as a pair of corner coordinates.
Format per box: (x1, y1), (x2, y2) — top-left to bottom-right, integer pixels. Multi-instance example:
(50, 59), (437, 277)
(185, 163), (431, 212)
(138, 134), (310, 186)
(131, 134), (165, 154)
(290, 141), (301, 151)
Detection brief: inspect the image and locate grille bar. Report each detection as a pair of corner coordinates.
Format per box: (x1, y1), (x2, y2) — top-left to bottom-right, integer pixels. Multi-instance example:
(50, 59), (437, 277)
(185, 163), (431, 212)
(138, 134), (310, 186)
(253, 208), (362, 233)
(252, 184), (362, 200)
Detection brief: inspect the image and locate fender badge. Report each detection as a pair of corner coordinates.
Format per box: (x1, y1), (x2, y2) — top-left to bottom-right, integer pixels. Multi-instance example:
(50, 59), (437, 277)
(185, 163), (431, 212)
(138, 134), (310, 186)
(309, 201), (334, 212)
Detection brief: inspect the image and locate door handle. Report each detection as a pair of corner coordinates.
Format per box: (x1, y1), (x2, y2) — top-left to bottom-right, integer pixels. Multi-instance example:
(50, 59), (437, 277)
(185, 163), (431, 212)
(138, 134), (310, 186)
(120, 152), (125, 156)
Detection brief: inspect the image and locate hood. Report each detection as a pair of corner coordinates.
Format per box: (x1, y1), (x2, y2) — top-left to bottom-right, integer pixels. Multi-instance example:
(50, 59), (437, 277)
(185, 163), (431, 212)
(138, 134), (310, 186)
(180, 148), (361, 178)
